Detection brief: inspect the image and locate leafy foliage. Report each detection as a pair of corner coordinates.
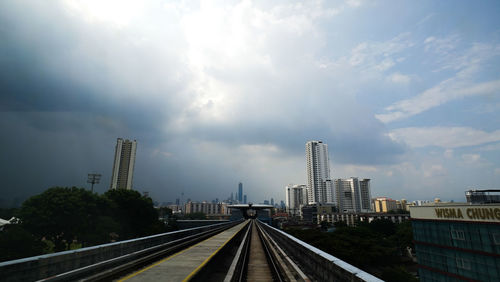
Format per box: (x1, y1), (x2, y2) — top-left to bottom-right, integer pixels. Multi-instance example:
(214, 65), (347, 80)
(104, 189), (162, 239)
(285, 219), (416, 279)
(2, 186), (166, 261)
(0, 207), (19, 220)
(19, 187), (107, 251)
(0, 225), (47, 262)
(183, 212), (206, 220)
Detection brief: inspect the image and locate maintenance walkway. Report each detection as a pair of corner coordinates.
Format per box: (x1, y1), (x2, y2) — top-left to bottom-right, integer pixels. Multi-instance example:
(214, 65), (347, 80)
(118, 220), (249, 281)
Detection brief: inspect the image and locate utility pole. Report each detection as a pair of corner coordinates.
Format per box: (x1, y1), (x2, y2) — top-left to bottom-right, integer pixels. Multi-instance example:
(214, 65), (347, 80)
(87, 173), (101, 192)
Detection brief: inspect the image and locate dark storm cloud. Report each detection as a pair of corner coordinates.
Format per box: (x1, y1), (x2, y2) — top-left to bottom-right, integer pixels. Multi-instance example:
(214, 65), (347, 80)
(0, 0), (410, 204)
(0, 1), (183, 201)
(0, 0), (186, 137)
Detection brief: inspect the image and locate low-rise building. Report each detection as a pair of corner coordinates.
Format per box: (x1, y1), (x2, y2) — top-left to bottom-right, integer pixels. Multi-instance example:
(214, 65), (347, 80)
(285, 184), (308, 218)
(373, 197), (398, 213)
(465, 189), (500, 204)
(184, 201), (230, 215)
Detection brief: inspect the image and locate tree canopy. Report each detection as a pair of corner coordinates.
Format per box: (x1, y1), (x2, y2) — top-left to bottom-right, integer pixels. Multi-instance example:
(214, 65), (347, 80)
(12, 187), (164, 257)
(285, 219), (416, 281)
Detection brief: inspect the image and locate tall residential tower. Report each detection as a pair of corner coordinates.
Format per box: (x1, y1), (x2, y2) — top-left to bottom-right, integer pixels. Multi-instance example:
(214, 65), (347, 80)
(110, 138), (137, 190)
(305, 140), (332, 204)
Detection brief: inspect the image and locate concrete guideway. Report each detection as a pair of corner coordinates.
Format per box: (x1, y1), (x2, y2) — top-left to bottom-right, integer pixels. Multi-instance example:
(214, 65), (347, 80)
(119, 220), (250, 282)
(246, 221), (274, 281)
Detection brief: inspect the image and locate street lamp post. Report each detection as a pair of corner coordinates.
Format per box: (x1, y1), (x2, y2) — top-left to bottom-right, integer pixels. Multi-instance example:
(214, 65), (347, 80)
(87, 173), (101, 192)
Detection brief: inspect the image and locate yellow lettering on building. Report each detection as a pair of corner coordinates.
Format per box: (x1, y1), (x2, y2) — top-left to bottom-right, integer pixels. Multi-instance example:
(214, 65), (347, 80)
(465, 208), (500, 221)
(435, 208), (464, 219)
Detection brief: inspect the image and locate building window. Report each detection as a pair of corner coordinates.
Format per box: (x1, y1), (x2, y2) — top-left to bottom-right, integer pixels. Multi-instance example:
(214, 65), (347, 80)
(493, 233), (500, 245)
(456, 258), (471, 270)
(451, 229), (465, 240)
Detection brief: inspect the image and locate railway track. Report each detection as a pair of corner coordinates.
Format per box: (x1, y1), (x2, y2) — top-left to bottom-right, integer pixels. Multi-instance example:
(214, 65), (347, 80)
(40, 219), (308, 282)
(223, 220), (309, 282)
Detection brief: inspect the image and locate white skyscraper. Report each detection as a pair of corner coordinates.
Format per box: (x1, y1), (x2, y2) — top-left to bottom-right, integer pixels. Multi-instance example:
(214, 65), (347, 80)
(110, 138), (137, 190)
(285, 184), (308, 217)
(335, 177), (372, 213)
(305, 140), (332, 204)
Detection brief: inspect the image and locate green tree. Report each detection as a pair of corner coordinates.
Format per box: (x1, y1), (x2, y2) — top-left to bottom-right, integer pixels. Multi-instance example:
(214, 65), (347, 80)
(19, 187), (111, 251)
(0, 207), (19, 220)
(368, 219), (396, 237)
(0, 225), (47, 262)
(183, 212), (206, 220)
(381, 266), (418, 282)
(391, 220), (414, 255)
(104, 189), (163, 239)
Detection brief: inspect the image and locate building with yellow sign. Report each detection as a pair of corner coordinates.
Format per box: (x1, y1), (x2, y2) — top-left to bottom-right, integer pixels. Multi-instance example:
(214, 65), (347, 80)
(410, 203), (500, 281)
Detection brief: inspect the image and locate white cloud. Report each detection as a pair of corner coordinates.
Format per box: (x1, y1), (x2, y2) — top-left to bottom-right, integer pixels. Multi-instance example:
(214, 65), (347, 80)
(388, 127), (500, 148)
(444, 149), (453, 158)
(376, 40), (500, 123)
(461, 153), (481, 164)
(152, 149), (173, 158)
(375, 58), (395, 71)
(346, 0), (363, 8)
(423, 164), (447, 178)
(376, 79), (500, 123)
(479, 142), (500, 151)
(335, 164), (378, 177)
(424, 36), (435, 44)
(424, 34), (460, 54)
(344, 32), (414, 72)
(387, 72), (411, 84)
(63, 0), (144, 27)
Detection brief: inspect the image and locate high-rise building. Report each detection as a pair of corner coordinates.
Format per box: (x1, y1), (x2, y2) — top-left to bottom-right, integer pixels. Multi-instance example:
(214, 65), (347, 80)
(110, 138), (137, 190)
(285, 184), (308, 217)
(238, 182), (243, 202)
(305, 141), (332, 204)
(334, 177), (372, 213)
(359, 179), (372, 211)
(243, 194), (247, 204)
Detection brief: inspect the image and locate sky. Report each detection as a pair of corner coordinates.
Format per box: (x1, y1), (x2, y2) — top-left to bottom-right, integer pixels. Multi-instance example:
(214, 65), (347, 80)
(1, 0), (499, 206)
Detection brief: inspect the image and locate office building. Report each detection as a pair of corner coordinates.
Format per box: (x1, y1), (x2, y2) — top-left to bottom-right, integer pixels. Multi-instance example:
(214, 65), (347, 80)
(238, 182), (243, 203)
(110, 138), (137, 190)
(305, 141), (332, 204)
(243, 194), (247, 204)
(466, 189), (500, 204)
(410, 203), (500, 281)
(335, 177), (372, 213)
(373, 197), (397, 213)
(285, 184), (308, 217)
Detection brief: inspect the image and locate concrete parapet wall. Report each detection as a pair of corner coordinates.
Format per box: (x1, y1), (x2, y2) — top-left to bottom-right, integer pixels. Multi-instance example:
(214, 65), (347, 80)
(259, 221), (383, 282)
(0, 221), (236, 281)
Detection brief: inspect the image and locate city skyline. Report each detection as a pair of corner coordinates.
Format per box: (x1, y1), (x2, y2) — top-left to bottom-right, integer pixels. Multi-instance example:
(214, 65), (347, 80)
(1, 1), (499, 204)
